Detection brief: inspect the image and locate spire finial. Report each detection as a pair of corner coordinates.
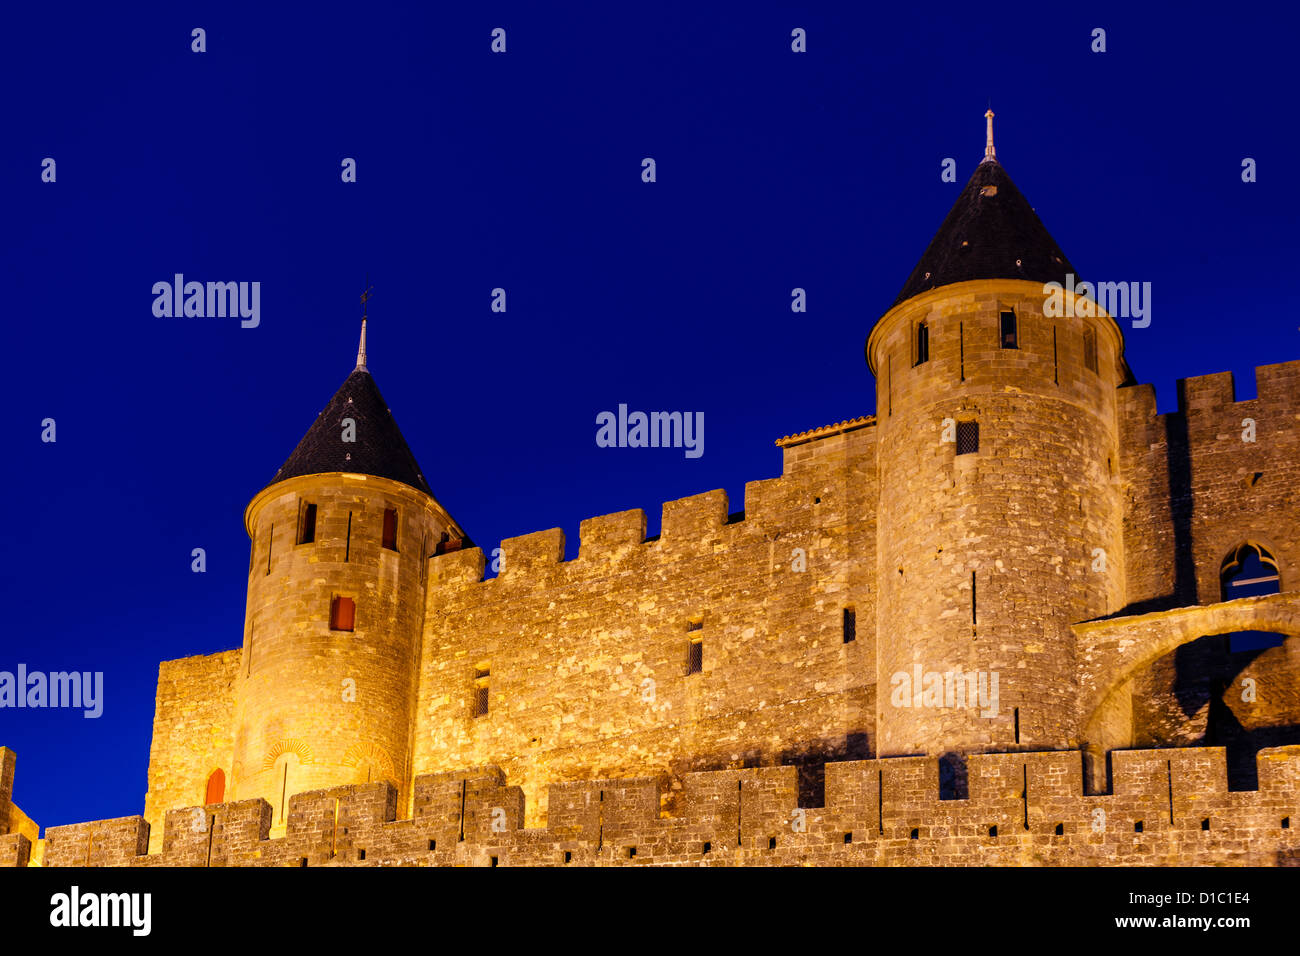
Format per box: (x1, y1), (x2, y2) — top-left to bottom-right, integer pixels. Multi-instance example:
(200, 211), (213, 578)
(356, 275), (373, 371)
(982, 107), (997, 164)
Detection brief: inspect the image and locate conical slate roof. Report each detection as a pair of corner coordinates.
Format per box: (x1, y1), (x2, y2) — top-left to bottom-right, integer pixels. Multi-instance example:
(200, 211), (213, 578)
(892, 159), (1079, 308)
(266, 367), (433, 497)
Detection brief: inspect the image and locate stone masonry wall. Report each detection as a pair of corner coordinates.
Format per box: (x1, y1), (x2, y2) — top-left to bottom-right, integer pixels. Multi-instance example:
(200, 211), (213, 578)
(1110, 360), (1300, 770)
(142, 649), (240, 853)
(20, 745), (1300, 867)
(1116, 360), (1300, 613)
(414, 423), (878, 827)
(0, 747), (13, 836)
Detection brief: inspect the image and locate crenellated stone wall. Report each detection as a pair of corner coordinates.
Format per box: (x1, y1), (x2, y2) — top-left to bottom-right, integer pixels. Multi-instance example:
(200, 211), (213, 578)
(15, 746), (1300, 867)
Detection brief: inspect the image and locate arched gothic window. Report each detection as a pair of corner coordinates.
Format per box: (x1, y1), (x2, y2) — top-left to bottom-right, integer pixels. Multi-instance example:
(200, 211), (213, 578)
(1220, 543), (1283, 651)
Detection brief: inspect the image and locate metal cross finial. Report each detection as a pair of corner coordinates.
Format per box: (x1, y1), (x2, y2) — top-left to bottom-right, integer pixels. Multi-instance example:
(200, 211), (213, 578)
(360, 274), (374, 318)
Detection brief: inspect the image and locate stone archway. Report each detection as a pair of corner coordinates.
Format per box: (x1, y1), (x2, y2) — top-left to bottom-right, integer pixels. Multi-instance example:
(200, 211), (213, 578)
(1074, 591), (1300, 788)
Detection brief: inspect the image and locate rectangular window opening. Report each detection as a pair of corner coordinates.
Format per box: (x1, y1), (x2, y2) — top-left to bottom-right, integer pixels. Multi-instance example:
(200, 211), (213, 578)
(297, 501), (317, 545)
(382, 508), (398, 551)
(955, 420), (979, 455)
(473, 666), (490, 717)
(1083, 328), (1098, 374)
(687, 639), (703, 675)
(330, 596), (356, 632)
(915, 322), (929, 366)
(842, 607), (856, 643)
(1000, 310), (1018, 349)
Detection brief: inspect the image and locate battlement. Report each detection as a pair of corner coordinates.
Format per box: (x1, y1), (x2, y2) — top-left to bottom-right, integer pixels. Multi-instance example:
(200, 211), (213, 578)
(1121, 359), (1300, 419)
(428, 487), (757, 589)
(578, 508), (647, 561)
(423, 410), (878, 593)
(499, 527), (566, 578)
(16, 746), (1300, 867)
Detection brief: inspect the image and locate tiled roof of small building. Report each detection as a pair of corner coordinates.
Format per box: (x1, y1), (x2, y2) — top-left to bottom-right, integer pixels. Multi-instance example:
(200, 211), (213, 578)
(776, 415), (876, 447)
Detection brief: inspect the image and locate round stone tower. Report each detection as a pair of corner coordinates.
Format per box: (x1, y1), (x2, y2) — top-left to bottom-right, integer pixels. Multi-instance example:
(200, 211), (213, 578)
(868, 113), (1129, 759)
(229, 321), (469, 831)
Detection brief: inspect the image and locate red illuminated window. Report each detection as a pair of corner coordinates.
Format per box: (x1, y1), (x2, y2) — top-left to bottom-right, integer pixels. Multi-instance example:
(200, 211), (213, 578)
(331, 596), (356, 631)
(205, 768), (225, 805)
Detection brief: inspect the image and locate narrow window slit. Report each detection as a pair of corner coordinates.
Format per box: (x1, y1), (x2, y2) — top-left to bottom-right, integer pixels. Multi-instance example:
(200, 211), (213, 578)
(959, 321), (965, 381)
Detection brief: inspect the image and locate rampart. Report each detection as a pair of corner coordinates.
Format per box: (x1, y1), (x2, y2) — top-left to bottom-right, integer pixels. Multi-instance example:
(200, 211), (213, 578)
(15, 746), (1300, 867)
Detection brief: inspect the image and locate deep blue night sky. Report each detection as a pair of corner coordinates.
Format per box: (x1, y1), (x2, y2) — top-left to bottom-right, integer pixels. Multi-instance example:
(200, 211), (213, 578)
(3, 2), (1297, 830)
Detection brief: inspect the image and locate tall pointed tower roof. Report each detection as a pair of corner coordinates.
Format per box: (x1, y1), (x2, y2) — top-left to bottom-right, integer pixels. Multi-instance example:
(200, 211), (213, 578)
(265, 320), (433, 497)
(891, 110), (1079, 307)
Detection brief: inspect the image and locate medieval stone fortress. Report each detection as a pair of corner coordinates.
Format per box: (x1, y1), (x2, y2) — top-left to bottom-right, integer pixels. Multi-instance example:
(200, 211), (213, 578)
(3, 117), (1297, 868)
